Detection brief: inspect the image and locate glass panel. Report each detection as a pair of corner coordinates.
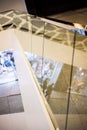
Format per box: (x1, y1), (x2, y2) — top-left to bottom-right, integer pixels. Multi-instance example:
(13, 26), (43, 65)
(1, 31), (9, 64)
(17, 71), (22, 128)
(25, 16), (78, 130)
(28, 16), (45, 85)
(42, 22), (75, 130)
(67, 32), (87, 130)
(13, 11), (29, 31)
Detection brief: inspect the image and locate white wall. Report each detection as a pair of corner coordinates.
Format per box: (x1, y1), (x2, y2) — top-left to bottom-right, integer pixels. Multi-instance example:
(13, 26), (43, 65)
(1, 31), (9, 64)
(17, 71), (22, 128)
(0, 29), (55, 130)
(0, 30), (12, 51)
(0, 0), (27, 12)
(0, 113), (29, 130)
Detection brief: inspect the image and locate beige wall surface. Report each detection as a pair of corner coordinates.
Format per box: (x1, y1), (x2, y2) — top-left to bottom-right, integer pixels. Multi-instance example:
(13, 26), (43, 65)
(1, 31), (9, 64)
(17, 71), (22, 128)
(0, 29), (55, 130)
(0, 0), (27, 13)
(0, 30), (12, 51)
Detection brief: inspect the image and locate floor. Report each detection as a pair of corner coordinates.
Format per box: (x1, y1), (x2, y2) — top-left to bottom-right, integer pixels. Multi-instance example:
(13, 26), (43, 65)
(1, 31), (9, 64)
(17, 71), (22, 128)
(0, 94), (24, 115)
(0, 80), (24, 115)
(0, 60), (87, 130)
(28, 54), (87, 130)
(44, 63), (87, 130)
(47, 91), (87, 130)
(0, 78), (87, 130)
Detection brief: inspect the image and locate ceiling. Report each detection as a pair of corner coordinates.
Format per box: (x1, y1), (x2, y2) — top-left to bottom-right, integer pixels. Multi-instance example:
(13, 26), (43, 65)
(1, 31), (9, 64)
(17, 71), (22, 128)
(47, 7), (87, 27)
(0, 10), (87, 53)
(0, 0), (27, 13)
(24, 0), (87, 26)
(0, 0), (87, 27)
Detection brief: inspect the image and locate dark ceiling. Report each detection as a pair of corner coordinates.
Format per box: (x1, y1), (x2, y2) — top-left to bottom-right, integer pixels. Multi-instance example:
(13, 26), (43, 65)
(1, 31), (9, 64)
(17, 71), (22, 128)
(0, 0), (87, 26)
(25, 0), (87, 16)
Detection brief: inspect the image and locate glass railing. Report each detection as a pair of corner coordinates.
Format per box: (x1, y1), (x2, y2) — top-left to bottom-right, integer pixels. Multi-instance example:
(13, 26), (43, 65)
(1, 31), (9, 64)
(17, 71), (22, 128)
(0, 10), (87, 130)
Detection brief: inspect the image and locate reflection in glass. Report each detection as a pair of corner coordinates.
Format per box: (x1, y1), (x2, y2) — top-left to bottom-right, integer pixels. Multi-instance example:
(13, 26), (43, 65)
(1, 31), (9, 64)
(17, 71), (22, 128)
(71, 67), (87, 96)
